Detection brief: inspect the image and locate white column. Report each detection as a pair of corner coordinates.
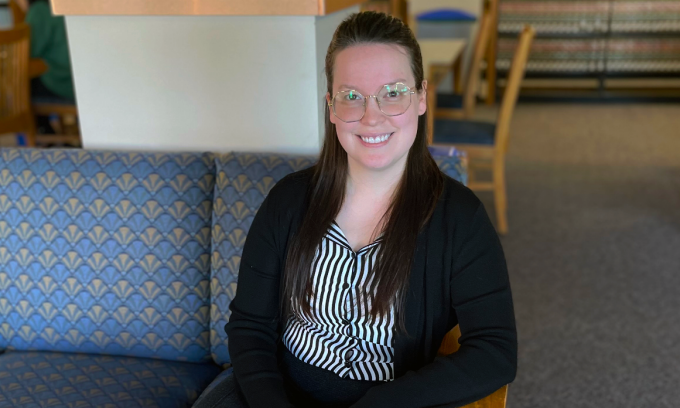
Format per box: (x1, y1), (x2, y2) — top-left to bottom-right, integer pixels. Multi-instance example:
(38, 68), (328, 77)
(66, 7), (358, 154)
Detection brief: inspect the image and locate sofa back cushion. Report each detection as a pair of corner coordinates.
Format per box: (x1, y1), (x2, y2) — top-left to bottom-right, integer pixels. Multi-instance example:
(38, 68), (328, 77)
(209, 151), (467, 368)
(210, 153), (316, 367)
(0, 149), (216, 363)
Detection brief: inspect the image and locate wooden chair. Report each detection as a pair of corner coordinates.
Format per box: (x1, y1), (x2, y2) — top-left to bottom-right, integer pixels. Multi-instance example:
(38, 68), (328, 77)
(10, 0), (49, 78)
(32, 101), (81, 146)
(9, 0), (27, 24)
(9, 0), (81, 147)
(438, 325), (508, 408)
(434, 11), (493, 120)
(430, 25), (535, 235)
(0, 24), (36, 147)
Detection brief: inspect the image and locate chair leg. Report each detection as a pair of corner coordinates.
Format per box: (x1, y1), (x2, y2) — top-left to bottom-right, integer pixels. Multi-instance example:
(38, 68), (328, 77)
(26, 115), (37, 147)
(492, 157), (508, 235)
(467, 164), (476, 184)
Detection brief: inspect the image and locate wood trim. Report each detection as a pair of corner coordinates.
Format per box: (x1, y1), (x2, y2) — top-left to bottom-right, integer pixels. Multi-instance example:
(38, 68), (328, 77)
(390, 0), (406, 22)
(35, 134), (81, 146)
(51, 0), (362, 16)
(322, 0), (363, 15)
(32, 103), (78, 116)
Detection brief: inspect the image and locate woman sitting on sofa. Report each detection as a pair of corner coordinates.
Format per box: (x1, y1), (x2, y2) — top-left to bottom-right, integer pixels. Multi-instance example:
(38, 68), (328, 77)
(199, 11), (517, 408)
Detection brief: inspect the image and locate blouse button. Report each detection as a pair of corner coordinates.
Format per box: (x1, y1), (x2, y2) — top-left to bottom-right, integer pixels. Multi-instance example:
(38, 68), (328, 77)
(342, 283), (349, 289)
(345, 361), (352, 368)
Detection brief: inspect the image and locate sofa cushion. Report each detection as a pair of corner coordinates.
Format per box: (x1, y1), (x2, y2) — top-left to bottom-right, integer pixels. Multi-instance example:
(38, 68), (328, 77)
(210, 153), (316, 367)
(0, 351), (221, 407)
(0, 149), (216, 363)
(432, 153), (468, 186)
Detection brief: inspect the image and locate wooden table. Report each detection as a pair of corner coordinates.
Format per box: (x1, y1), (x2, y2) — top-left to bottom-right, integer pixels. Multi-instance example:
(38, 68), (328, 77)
(418, 39), (466, 144)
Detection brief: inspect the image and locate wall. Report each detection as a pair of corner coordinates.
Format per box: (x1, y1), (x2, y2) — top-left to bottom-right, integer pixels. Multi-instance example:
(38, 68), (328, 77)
(314, 8), (358, 143)
(66, 12), (354, 154)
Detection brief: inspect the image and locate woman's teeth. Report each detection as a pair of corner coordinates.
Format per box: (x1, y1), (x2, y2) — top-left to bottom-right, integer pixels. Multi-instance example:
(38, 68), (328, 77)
(360, 133), (392, 144)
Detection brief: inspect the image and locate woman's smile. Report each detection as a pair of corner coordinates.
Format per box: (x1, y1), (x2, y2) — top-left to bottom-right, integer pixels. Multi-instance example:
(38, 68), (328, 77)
(356, 132), (394, 147)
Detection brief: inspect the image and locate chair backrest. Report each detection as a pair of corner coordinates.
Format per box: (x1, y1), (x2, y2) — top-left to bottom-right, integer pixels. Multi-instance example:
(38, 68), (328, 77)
(494, 25), (535, 155)
(9, 0), (27, 25)
(462, 12), (493, 118)
(0, 24), (33, 137)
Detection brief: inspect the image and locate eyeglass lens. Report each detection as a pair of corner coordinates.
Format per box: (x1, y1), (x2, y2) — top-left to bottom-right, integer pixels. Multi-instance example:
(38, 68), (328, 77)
(332, 83), (412, 122)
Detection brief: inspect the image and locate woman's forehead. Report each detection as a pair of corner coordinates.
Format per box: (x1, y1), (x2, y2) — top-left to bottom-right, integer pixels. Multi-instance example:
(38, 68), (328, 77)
(333, 43), (414, 92)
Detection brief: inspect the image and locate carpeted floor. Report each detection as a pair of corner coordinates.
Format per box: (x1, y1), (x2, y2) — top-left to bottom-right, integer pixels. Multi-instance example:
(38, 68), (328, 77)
(471, 103), (680, 408)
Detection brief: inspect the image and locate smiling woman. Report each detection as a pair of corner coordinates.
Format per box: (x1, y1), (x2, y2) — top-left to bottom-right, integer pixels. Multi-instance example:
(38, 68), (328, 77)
(327, 42), (426, 172)
(197, 11), (517, 408)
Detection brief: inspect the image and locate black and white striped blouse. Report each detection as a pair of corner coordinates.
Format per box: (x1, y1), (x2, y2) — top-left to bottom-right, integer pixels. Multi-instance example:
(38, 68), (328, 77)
(282, 221), (395, 382)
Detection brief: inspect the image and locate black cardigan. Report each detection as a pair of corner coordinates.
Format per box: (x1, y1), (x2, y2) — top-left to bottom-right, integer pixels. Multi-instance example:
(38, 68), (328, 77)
(225, 167), (517, 408)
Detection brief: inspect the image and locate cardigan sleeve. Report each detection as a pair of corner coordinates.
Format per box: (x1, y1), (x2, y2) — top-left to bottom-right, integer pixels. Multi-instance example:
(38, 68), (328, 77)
(351, 202), (517, 408)
(225, 185), (295, 408)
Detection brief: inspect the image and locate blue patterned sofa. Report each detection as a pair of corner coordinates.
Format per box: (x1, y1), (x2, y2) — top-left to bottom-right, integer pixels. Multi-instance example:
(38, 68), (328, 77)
(0, 148), (466, 407)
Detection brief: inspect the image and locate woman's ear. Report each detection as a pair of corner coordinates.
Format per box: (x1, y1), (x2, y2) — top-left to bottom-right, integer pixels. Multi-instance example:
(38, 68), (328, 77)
(418, 80), (428, 116)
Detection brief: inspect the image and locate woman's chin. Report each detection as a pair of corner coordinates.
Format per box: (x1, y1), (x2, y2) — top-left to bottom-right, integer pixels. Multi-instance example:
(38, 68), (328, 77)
(351, 154), (398, 172)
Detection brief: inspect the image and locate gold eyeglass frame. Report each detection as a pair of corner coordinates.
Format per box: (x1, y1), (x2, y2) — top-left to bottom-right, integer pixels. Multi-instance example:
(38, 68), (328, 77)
(328, 82), (417, 123)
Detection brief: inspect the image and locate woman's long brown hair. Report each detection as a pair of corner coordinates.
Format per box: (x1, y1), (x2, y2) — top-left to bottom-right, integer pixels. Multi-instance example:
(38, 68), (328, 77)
(281, 12), (444, 333)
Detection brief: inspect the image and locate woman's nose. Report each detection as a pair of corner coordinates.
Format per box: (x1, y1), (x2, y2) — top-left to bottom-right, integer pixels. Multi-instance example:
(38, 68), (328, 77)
(361, 96), (385, 125)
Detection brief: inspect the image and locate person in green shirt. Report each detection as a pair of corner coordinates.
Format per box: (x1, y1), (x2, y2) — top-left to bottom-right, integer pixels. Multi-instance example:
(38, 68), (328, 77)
(24, 0), (75, 102)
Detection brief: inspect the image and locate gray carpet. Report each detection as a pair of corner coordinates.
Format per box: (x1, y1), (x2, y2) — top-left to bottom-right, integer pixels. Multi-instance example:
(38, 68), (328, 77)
(472, 103), (680, 407)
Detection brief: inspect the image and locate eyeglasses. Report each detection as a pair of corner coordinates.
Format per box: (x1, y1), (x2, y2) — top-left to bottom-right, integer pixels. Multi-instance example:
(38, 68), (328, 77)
(328, 82), (416, 123)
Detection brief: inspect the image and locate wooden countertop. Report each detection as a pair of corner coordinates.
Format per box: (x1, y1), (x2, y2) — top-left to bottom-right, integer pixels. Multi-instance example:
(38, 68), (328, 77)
(51, 0), (363, 16)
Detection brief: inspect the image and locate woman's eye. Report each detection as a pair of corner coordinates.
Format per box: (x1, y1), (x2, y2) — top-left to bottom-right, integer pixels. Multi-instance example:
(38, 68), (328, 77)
(387, 91), (399, 98)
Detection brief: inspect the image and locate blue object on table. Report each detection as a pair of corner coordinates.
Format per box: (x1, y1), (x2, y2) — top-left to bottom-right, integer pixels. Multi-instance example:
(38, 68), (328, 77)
(415, 8), (476, 44)
(16, 133), (26, 146)
(417, 9), (477, 22)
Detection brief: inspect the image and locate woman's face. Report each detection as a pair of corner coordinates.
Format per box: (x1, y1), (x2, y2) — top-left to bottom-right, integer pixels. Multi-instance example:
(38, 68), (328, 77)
(327, 43), (427, 173)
